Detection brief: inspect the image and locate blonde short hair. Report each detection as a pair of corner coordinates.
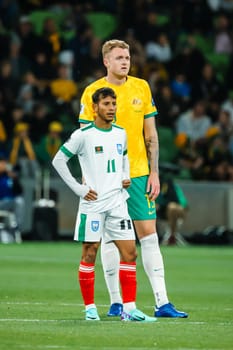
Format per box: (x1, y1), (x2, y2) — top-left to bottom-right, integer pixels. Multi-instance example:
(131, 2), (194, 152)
(102, 39), (129, 58)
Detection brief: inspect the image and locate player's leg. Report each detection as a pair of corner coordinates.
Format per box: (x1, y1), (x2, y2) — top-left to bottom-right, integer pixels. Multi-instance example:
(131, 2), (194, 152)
(100, 240), (122, 315)
(128, 176), (188, 318)
(105, 204), (156, 322)
(74, 211), (103, 321)
(165, 202), (187, 246)
(79, 242), (100, 320)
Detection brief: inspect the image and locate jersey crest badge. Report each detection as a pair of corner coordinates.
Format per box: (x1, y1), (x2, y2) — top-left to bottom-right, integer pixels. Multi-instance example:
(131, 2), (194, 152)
(91, 221), (99, 232)
(117, 144), (123, 154)
(132, 98), (142, 105)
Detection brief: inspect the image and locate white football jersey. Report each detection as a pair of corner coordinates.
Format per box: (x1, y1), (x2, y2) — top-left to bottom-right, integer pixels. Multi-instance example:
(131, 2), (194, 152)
(61, 123), (130, 213)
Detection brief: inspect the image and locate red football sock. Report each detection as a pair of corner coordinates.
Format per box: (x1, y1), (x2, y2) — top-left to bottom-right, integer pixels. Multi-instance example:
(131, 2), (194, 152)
(119, 261), (137, 303)
(78, 261), (95, 306)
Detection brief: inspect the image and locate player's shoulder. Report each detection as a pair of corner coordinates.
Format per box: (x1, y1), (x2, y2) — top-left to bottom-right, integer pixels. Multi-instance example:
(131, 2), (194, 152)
(112, 124), (127, 137)
(79, 122), (94, 134)
(112, 123), (124, 131)
(127, 75), (148, 87)
(80, 122), (94, 132)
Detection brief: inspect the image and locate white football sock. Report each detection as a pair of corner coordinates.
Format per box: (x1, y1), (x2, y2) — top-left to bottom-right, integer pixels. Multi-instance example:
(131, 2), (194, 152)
(123, 302), (136, 313)
(100, 241), (122, 304)
(140, 233), (169, 307)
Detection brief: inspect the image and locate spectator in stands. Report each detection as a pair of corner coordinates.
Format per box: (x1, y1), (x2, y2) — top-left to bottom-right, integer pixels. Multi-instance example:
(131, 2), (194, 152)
(134, 6), (167, 45)
(67, 16), (98, 80)
(145, 33), (172, 64)
(40, 17), (65, 66)
(0, 119), (7, 157)
(8, 35), (30, 81)
(175, 132), (205, 180)
(170, 72), (191, 104)
(0, 154), (25, 236)
(221, 90), (233, 123)
(156, 84), (182, 128)
(8, 122), (38, 177)
(28, 102), (52, 144)
(214, 13), (233, 54)
(14, 15), (40, 63)
(214, 109), (233, 142)
(31, 50), (56, 81)
(49, 64), (78, 104)
(156, 171), (189, 246)
(176, 100), (212, 142)
(35, 121), (63, 169)
(17, 71), (49, 114)
(191, 62), (226, 106)
(4, 104), (25, 138)
(204, 126), (233, 181)
(49, 63), (78, 120)
(0, 59), (20, 109)
(169, 36), (206, 85)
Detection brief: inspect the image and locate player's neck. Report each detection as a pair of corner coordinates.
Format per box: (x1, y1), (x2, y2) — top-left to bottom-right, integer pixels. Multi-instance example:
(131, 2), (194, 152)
(105, 74), (127, 86)
(94, 120), (112, 130)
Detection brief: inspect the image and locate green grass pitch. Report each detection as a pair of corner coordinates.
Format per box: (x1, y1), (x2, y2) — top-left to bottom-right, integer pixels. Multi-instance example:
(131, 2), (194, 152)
(0, 242), (232, 350)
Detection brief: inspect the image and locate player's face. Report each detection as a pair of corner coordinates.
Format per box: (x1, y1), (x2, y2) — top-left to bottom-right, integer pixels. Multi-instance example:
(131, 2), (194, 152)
(94, 96), (117, 125)
(104, 47), (130, 78)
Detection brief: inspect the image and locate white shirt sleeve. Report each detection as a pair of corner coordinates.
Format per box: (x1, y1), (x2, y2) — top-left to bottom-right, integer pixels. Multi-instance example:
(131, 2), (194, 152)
(52, 150), (89, 198)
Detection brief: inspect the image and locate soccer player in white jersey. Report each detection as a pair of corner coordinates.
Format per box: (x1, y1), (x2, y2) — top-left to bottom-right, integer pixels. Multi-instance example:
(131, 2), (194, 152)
(52, 87), (157, 322)
(79, 39), (188, 319)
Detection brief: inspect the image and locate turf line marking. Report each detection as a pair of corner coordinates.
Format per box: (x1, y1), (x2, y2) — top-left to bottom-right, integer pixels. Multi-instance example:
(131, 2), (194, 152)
(1, 302), (233, 312)
(18, 346), (69, 349)
(0, 319), (232, 326)
(0, 255), (77, 263)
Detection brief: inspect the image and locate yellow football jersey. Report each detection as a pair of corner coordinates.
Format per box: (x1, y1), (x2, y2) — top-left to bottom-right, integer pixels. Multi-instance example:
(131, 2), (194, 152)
(79, 76), (158, 178)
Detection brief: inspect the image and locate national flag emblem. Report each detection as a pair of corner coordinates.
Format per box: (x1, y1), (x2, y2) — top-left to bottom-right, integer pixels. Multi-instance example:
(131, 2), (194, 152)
(117, 144), (123, 154)
(91, 221), (100, 232)
(95, 146), (103, 153)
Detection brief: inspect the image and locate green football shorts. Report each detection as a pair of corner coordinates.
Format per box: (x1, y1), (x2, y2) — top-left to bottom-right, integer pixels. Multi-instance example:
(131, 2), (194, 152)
(127, 175), (156, 220)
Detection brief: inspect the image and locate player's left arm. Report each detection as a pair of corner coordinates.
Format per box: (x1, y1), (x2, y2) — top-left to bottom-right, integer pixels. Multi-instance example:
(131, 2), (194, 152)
(144, 116), (160, 200)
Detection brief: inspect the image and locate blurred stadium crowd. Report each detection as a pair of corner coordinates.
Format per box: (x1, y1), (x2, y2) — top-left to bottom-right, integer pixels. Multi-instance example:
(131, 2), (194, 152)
(0, 0), (233, 183)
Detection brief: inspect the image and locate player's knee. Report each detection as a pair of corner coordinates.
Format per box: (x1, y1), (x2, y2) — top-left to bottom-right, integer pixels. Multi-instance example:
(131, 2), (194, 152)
(123, 248), (137, 263)
(82, 242), (99, 263)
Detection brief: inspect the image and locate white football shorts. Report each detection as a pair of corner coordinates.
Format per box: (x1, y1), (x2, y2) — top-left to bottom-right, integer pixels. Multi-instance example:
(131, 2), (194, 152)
(74, 202), (135, 242)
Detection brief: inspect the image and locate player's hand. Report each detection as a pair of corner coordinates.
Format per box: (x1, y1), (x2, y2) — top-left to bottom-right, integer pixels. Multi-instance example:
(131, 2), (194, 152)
(84, 189), (98, 201)
(147, 171), (160, 201)
(122, 179), (131, 188)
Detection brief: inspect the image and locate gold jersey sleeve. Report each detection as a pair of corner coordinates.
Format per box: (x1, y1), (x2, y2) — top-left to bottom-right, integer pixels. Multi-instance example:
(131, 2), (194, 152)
(79, 76), (158, 178)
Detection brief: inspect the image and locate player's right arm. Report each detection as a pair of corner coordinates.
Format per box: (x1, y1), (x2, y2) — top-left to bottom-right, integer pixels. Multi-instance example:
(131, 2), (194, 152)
(52, 130), (97, 200)
(52, 149), (90, 198)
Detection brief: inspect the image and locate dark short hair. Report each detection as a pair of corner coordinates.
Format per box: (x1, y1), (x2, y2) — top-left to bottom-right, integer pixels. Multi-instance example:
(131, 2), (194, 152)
(92, 87), (116, 104)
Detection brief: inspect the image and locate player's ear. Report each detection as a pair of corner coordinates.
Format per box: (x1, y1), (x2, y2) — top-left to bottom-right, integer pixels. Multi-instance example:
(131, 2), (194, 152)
(103, 57), (108, 68)
(92, 103), (97, 114)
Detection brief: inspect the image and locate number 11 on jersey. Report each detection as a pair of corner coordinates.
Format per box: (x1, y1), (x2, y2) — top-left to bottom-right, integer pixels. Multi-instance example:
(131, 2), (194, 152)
(107, 159), (116, 173)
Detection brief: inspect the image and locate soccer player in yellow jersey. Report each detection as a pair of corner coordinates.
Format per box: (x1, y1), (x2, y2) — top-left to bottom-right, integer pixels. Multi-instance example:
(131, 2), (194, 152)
(79, 39), (188, 318)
